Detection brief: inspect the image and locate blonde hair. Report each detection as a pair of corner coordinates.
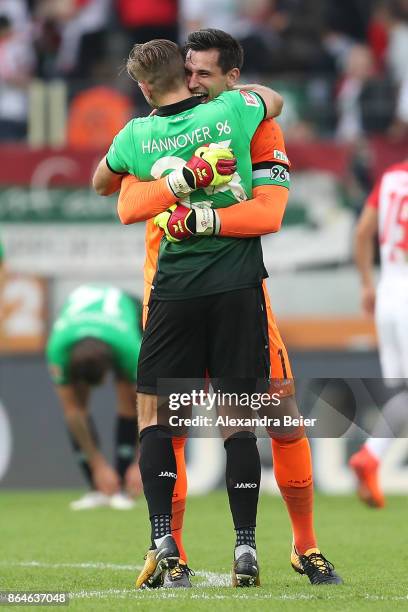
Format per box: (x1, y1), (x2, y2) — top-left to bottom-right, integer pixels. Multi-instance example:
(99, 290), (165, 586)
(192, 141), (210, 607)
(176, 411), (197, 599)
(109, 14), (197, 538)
(127, 39), (185, 94)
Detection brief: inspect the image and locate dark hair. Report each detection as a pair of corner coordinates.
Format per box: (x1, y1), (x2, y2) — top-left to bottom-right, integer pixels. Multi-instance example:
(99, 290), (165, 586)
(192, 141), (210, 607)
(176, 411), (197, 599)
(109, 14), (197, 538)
(69, 338), (113, 386)
(389, 0), (408, 21)
(0, 14), (11, 30)
(184, 29), (244, 73)
(127, 39), (185, 94)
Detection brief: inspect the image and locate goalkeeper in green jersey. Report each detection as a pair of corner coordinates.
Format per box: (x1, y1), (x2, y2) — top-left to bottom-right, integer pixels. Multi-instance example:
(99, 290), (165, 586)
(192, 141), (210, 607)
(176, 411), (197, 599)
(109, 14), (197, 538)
(47, 284), (143, 510)
(93, 39), (283, 588)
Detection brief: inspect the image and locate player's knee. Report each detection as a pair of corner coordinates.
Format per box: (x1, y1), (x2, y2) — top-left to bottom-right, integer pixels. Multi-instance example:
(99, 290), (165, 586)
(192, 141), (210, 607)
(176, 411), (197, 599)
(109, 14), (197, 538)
(137, 393), (158, 430)
(224, 430), (257, 447)
(267, 424), (305, 442)
(264, 394), (306, 441)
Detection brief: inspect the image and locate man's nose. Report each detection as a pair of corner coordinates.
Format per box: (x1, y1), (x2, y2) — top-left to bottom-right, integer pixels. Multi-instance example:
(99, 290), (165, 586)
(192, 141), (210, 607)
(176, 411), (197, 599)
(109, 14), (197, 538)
(188, 73), (200, 90)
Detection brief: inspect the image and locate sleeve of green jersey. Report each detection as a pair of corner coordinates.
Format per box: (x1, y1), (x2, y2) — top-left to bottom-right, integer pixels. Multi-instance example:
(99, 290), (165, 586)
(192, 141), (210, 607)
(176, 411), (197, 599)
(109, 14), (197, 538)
(106, 121), (135, 175)
(220, 90), (266, 141)
(0, 240), (4, 262)
(46, 336), (69, 385)
(115, 342), (140, 383)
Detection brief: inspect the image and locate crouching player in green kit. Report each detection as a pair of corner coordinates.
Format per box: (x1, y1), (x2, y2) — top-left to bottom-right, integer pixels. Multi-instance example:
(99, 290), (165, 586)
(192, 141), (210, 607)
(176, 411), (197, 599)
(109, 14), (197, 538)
(47, 284), (143, 510)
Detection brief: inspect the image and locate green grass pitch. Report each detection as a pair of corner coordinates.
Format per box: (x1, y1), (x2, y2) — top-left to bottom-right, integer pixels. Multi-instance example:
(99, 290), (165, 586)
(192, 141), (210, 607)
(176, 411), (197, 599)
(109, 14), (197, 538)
(1, 490), (407, 610)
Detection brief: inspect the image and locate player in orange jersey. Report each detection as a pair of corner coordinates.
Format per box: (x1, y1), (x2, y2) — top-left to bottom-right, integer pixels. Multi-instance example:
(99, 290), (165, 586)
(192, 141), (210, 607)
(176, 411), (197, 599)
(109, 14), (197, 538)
(115, 30), (342, 586)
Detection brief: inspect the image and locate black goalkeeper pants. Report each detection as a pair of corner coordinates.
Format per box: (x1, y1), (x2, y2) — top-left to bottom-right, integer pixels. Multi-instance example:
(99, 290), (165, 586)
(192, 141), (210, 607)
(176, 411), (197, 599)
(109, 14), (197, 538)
(137, 286), (270, 395)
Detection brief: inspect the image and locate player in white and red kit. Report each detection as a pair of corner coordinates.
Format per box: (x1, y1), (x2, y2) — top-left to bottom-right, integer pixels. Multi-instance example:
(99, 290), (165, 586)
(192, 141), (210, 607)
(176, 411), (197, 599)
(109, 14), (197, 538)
(350, 160), (408, 507)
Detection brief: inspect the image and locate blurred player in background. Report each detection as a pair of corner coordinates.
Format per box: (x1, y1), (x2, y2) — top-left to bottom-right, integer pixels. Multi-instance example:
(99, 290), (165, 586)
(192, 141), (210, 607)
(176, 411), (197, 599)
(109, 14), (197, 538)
(115, 29), (342, 587)
(47, 284), (143, 510)
(94, 38), (285, 588)
(0, 237), (5, 341)
(350, 159), (408, 508)
(0, 237), (5, 303)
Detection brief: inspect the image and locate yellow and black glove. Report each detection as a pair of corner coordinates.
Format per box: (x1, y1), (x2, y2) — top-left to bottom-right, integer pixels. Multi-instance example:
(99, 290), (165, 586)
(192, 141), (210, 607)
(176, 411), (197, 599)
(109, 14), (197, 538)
(154, 203), (220, 243)
(167, 144), (236, 197)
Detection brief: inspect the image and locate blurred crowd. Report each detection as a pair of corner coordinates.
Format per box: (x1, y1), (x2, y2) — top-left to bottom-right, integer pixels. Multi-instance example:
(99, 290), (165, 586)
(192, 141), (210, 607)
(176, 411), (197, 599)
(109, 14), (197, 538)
(1, 0), (408, 143)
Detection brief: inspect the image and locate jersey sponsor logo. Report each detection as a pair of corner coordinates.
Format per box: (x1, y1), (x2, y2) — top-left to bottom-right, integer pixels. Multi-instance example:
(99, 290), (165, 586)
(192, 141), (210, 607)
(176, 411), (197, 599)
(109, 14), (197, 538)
(158, 471), (177, 479)
(171, 114), (194, 122)
(273, 150), (289, 164)
(234, 482), (258, 488)
(239, 91), (260, 107)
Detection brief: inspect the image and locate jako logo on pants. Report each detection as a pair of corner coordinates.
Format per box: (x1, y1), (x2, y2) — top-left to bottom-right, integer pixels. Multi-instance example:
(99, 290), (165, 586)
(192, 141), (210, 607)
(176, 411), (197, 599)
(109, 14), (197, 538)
(234, 483), (257, 488)
(159, 471), (177, 479)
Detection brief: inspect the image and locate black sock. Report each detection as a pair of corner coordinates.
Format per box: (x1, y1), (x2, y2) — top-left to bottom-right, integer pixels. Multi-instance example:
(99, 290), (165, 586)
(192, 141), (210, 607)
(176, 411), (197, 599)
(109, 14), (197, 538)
(115, 415), (138, 485)
(139, 425), (177, 518)
(67, 414), (99, 489)
(225, 432), (260, 544)
(235, 526), (256, 549)
(150, 514), (172, 541)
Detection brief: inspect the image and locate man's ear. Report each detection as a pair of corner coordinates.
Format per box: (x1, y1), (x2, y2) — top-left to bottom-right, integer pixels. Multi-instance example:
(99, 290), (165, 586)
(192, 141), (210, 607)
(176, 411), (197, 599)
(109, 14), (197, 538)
(226, 68), (240, 88)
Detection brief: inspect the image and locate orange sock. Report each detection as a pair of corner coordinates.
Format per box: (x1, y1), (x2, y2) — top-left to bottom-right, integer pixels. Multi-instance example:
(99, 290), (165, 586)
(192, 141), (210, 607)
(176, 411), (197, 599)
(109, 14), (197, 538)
(171, 437), (188, 562)
(272, 436), (317, 554)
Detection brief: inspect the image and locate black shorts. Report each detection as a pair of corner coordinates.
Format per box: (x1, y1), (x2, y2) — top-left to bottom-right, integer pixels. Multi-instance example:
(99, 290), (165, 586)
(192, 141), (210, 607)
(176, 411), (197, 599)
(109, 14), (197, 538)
(137, 286), (270, 395)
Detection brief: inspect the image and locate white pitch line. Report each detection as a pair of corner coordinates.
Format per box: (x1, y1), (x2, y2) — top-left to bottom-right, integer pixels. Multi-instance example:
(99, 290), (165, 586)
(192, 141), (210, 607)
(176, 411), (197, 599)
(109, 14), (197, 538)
(69, 591), (408, 602)
(68, 589), (320, 601)
(70, 589), (135, 600)
(3, 561), (408, 602)
(0, 560), (229, 588)
(0, 560), (140, 571)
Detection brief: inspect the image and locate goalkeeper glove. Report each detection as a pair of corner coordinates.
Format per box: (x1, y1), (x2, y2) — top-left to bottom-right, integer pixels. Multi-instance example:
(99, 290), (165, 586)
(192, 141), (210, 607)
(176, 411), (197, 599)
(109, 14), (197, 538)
(154, 203), (220, 242)
(167, 144), (236, 197)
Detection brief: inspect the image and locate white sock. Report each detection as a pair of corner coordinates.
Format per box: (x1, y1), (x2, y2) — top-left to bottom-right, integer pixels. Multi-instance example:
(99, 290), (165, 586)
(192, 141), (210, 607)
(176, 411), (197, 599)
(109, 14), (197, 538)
(154, 534), (172, 548)
(366, 390), (408, 459)
(365, 438), (393, 460)
(235, 544), (257, 561)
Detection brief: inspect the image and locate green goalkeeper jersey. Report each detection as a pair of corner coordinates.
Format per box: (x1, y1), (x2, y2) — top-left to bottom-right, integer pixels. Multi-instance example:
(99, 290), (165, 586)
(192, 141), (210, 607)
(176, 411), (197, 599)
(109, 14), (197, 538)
(107, 91), (268, 300)
(0, 238), (4, 262)
(47, 285), (142, 385)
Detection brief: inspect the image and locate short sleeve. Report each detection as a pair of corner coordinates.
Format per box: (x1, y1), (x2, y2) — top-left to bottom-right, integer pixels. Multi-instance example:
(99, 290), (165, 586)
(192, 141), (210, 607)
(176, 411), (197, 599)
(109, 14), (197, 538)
(0, 240), (4, 262)
(46, 338), (69, 385)
(250, 119), (290, 189)
(366, 178), (381, 209)
(106, 121), (135, 174)
(250, 119), (290, 166)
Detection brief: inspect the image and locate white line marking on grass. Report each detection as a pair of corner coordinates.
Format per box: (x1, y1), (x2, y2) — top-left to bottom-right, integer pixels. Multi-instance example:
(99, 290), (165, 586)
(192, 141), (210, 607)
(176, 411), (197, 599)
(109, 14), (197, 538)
(3, 561), (408, 601)
(70, 589), (136, 600)
(68, 590), (320, 601)
(69, 591), (408, 602)
(195, 570), (230, 587)
(0, 561), (140, 571)
(0, 560), (230, 586)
